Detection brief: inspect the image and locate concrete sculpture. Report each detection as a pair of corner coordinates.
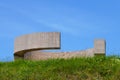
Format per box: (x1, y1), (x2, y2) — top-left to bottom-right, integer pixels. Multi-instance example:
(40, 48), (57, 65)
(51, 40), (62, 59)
(14, 32), (106, 60)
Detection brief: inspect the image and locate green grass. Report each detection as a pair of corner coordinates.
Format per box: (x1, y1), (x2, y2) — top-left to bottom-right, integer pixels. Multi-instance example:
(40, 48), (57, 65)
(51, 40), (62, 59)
(0, 56), (120, 80)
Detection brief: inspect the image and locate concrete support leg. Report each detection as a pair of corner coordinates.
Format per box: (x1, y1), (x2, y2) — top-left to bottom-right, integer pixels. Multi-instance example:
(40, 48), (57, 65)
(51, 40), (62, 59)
(94, 39), (106, 56)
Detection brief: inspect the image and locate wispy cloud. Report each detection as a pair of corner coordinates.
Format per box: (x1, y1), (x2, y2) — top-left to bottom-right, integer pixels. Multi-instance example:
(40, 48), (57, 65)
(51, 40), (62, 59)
(0, 3), (81, 36)
(0, 2), (103, 37)
(36, 20), (80, 36)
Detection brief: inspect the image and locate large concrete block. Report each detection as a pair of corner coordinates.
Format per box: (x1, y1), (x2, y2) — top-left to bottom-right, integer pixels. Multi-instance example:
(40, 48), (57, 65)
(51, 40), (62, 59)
(14, 32), (61, 57)
(94, 39), (106, 55)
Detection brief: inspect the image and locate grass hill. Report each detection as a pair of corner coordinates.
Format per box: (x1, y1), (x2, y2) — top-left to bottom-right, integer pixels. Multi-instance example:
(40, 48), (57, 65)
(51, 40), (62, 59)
(0, 56), (120, 80)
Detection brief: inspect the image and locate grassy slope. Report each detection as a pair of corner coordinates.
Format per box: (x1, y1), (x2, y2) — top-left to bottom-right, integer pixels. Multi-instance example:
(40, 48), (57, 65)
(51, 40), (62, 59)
(0, 56), (120, 80)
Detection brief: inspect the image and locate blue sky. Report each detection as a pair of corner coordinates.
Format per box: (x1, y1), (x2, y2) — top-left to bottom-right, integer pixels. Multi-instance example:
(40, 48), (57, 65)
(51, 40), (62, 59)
(0, 0), (120, 61)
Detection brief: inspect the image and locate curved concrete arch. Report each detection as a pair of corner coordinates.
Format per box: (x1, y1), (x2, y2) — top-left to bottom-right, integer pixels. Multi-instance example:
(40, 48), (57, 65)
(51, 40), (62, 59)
(14, 32), (61, 57)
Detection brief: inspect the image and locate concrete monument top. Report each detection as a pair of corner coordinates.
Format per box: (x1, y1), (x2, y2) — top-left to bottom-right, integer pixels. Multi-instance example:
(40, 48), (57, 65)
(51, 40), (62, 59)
(14, 32), (61, 56)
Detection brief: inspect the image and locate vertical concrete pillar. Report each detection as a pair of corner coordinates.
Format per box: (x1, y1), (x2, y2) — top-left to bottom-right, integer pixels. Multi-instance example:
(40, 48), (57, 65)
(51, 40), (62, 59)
(94, 39), (106, 56)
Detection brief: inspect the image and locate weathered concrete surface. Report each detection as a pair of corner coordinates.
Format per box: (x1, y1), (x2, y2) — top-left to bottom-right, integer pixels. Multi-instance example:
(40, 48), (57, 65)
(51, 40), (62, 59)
(94, 39), (106, 55)
(24, 48), (94, 60)
(14, 32), (60, 57)
(14, 55), (24, 60)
